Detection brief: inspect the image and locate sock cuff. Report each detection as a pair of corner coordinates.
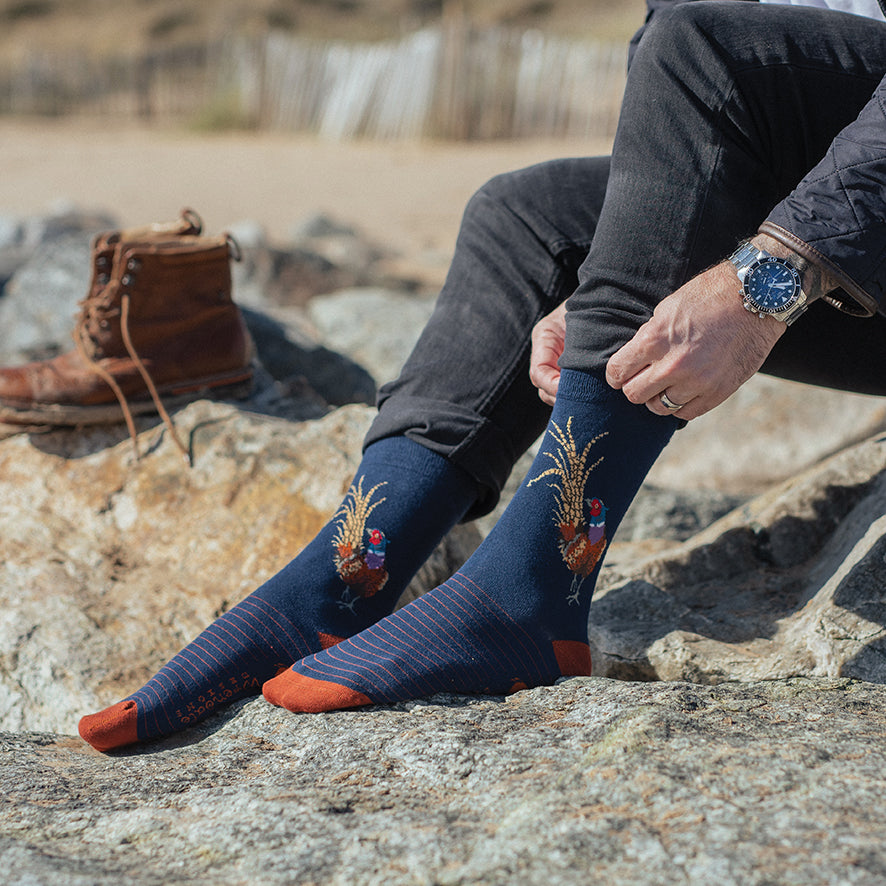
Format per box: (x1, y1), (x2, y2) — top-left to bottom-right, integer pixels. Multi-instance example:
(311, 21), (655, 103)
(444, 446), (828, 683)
(555, 367), (684, 432)
(555, 368), (610, 402)
(362, 435), (477, 491)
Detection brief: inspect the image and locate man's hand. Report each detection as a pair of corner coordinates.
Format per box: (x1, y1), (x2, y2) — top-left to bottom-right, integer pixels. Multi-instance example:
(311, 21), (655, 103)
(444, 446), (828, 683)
(529, 301), (567, 406)
(605, 259), (786, 420)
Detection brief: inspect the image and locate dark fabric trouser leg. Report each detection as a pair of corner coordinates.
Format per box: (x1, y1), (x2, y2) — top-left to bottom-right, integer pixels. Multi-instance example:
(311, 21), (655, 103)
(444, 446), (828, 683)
(365, 157), (610, 519)
(560, 2), (886, 380)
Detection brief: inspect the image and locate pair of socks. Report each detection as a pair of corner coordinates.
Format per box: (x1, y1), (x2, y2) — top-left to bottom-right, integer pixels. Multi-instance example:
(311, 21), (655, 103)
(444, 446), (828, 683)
(80, 370), (677, 751)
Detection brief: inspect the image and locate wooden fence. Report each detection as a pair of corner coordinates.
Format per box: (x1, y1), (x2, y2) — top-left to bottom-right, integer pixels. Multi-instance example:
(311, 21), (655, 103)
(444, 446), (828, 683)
(0, 23), (627, 141)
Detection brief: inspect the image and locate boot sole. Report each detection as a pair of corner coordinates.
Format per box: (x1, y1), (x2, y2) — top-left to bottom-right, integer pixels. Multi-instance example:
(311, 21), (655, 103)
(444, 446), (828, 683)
(0, 370), (254, 428)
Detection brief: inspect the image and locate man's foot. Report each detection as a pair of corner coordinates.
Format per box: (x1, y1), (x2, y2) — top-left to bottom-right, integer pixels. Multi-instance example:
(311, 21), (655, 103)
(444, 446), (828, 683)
(79, 437), (477, 751)
(263, 571), (593, 712)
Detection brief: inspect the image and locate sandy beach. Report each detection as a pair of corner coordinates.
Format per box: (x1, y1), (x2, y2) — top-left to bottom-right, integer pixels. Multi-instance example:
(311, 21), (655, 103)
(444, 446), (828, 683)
(0, 119), (610, 286)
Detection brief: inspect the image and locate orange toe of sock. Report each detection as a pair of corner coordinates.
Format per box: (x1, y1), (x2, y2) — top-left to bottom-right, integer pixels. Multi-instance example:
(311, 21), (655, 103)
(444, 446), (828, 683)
(263, 669), (372, 713)
(78, 699), (140, 752)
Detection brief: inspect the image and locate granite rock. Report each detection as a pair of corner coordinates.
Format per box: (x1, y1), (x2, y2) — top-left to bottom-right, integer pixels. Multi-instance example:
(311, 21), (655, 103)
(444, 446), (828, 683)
(0, 205), (115, 291)
(593, 431), (886, 684)
(231, 213), (414, 310)
(1, 207), (886, 886)
(240, 306), (377, 407)
(3, 677), (886, 885)
(2, 390), (886, 740)
(306, 287), (437, 386)
(0, 232), (93, 358)
(648, 373), (886, 495)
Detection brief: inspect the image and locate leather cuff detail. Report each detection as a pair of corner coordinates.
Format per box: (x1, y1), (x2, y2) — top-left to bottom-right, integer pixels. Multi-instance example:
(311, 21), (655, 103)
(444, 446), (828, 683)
(758, 222), (877, 318)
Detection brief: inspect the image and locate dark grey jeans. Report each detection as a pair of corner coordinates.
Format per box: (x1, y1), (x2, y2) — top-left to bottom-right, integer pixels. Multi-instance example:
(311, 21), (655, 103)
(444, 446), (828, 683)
(367, 2), (886, 519)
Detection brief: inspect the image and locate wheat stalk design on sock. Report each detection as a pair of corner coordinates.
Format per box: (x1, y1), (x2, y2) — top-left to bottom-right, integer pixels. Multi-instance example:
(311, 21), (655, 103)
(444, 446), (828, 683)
(528, 418), (608, 604)
(331, 477), (389, 610)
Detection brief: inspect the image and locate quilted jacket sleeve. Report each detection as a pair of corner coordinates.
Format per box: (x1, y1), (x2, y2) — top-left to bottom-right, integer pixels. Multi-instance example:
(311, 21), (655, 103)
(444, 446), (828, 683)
(761, 75), (886, 317)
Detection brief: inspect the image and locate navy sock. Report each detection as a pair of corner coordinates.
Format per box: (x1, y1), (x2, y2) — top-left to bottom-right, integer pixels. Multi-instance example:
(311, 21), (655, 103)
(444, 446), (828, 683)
(79, 437), (477, 750)
(263, 369), (680, 712)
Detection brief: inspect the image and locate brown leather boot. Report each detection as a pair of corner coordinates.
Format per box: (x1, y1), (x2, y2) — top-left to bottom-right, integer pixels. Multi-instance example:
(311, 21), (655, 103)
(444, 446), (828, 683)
(0, 221), (254, 458)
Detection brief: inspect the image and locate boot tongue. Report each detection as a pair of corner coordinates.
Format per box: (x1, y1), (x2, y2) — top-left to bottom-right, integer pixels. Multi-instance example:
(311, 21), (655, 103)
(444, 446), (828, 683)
(119, 207), (203, 240)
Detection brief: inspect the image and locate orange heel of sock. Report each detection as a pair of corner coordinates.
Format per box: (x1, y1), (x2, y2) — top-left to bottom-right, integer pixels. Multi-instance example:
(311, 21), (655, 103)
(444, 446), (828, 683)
(78, 699), (140, 752)
(552, 640), (593, 677)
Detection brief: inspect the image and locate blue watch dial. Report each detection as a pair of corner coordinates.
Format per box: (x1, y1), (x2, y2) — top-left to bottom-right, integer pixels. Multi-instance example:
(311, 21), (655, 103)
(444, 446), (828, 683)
(745, 259), (800, 312)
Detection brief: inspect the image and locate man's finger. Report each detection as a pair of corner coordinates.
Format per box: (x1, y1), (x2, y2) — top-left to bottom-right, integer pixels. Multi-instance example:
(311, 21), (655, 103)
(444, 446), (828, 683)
(532, 367), (559, 404)
(606, 322), (665, 389)
(645, 389), (694, 417)
(606, 345), (648, 390)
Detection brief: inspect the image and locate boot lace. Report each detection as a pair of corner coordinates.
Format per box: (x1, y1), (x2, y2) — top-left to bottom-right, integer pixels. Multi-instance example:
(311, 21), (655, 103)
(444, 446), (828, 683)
(74, 288), (191, 465)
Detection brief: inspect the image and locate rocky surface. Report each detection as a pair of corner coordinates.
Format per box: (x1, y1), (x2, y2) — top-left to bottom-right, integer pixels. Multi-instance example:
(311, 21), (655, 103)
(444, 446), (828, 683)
(2, 392), (884, 738)
(2, 207), (886, 884)
(4, 677), (886, 885)
(594, 431), (886, 684)
(306, 287), (437, 387)
(646, 373), (886, 496)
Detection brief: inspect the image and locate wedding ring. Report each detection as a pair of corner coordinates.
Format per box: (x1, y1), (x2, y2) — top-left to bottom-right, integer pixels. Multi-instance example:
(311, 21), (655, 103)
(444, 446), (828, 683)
(659, 391), (685, 412)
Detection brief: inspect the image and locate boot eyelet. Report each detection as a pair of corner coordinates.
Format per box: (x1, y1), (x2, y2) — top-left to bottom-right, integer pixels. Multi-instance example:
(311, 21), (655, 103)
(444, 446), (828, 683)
(121, 274), (133, 286)
(127, 258), (141, 271)
(97, 274), (109, 285)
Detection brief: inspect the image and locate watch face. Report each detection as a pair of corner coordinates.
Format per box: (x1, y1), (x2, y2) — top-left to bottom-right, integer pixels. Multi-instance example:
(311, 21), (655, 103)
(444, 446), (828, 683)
(744, 258), (801, 313)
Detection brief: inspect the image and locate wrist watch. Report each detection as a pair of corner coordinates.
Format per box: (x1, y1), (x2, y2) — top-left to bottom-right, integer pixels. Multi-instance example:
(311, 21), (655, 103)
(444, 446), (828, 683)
(729, 242), (807, 325)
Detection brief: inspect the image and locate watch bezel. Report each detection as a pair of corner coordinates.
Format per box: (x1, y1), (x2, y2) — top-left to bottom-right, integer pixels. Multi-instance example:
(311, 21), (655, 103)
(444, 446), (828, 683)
(741, 256), (803, 316)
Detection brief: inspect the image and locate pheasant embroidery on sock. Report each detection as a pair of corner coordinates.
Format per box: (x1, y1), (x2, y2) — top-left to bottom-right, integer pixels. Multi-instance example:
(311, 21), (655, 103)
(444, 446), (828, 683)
(528, 418), (608, 605)
(332, 477), (390, 611)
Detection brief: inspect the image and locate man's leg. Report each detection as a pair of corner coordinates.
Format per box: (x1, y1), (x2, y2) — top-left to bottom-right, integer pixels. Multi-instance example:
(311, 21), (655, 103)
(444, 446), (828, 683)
(79, 157), (612, 750)
(263, 3), (886, 713)
(365, 156), (611, 519)
(264, 376), (678, 712)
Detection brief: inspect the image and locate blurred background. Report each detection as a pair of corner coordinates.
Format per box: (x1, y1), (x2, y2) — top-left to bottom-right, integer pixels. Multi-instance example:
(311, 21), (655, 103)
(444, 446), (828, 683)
(0, 0), (647, 290)
(0, 0), (643, 140)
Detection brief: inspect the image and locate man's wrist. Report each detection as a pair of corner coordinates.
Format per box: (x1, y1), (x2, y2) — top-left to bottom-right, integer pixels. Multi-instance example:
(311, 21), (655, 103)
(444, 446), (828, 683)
(714, 259), (787, 343)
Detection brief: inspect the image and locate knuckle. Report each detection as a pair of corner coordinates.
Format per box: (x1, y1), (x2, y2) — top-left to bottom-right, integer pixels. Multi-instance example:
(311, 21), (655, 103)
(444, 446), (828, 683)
(606, 362), (625, 386)
(622, 385), (645, 405)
